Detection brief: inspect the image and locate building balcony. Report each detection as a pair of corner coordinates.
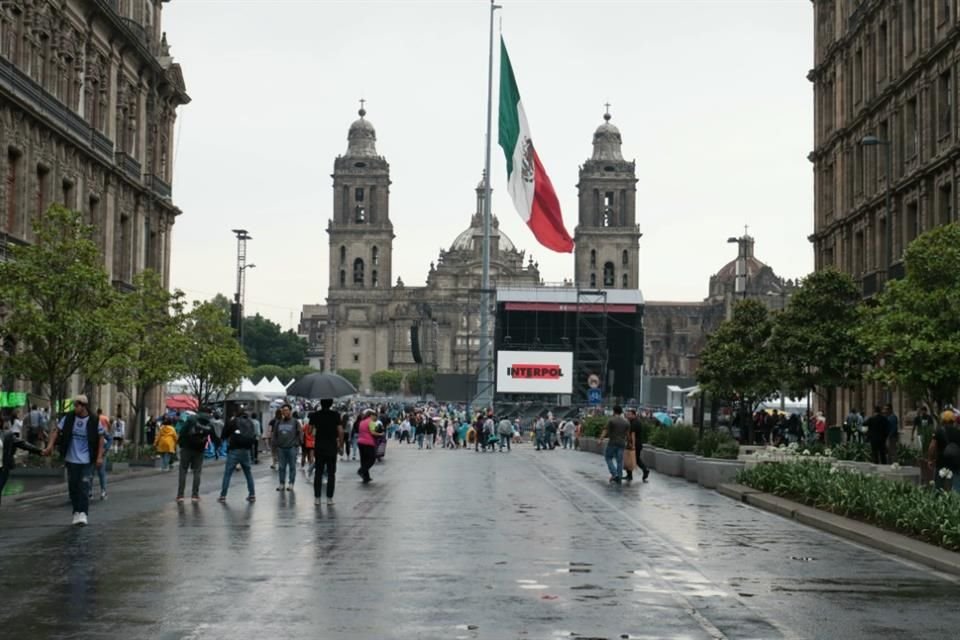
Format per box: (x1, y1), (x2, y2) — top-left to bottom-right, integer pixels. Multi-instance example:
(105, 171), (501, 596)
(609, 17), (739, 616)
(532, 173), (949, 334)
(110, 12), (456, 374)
(0, 232), (29, 262)
(887, 261), (906, 282)
(147, 175), (172, 200)
(861, 271), (879, 298)
(115, 151), (141, 181)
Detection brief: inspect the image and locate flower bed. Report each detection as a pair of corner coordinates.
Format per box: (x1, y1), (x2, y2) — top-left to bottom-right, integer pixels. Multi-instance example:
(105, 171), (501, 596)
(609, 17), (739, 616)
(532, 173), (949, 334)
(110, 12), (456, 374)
(737, 461), (960, 551)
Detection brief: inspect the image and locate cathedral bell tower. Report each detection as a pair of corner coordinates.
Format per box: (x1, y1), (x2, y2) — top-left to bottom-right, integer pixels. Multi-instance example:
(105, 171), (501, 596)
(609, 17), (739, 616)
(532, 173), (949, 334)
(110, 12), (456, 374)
(574, 108), (640, 289)
(327, 103), (394, 292)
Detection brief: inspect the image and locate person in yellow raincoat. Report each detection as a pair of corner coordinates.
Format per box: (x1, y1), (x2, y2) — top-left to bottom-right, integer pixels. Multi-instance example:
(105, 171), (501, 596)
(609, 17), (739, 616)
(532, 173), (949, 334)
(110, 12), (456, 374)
(155, 418), (178, 471)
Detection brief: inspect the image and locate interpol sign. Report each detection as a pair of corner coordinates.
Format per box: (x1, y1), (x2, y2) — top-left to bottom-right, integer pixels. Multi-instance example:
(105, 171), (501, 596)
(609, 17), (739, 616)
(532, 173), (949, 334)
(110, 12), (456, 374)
(496, 351), (574, 394)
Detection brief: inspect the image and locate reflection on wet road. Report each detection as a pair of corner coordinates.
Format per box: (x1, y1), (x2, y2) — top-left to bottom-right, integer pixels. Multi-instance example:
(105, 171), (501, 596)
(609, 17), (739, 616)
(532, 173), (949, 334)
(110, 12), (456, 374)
(1, 445), (958, 639)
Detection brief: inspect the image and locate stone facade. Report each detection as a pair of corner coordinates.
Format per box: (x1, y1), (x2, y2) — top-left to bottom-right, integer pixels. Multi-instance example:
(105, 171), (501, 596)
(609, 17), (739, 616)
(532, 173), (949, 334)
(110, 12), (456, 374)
(810, 0), (960, 417)
(0, 0), (188, 410)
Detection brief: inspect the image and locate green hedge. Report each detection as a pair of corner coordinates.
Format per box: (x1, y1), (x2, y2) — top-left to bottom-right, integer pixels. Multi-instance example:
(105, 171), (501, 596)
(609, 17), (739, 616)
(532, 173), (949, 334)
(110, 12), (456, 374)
(738, 461), (960, 551)
(694, 431), (739, 459)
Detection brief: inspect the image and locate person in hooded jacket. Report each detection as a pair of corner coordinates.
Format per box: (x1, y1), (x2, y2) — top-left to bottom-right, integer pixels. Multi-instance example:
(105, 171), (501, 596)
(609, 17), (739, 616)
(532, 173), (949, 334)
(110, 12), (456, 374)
(176, 413), (217, 503)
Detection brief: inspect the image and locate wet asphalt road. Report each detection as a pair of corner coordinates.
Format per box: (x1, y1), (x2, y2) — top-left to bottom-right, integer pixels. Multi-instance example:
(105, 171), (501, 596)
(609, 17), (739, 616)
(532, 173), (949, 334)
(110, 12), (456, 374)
(1, 443), (959, 640)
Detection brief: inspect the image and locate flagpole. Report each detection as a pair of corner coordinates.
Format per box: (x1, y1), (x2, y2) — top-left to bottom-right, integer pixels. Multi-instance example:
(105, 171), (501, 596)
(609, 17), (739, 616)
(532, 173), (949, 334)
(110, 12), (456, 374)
(476, 0), (500, 417)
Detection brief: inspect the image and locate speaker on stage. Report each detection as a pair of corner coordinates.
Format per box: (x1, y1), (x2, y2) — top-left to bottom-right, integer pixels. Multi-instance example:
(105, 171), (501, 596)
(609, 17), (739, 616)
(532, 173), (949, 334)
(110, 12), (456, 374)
(410, 325), (423, 364)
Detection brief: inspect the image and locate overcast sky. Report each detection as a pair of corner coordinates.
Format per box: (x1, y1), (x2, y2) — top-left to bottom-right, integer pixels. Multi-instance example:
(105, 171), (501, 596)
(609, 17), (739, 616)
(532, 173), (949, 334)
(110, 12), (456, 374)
(163, 0), (813, 330)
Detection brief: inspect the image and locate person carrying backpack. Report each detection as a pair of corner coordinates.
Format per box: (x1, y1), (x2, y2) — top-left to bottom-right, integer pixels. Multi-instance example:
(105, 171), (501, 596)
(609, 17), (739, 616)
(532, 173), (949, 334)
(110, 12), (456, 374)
(218, 408), (257, 503)
(177, 413), (217, 503)
(930, 411), (960, 493)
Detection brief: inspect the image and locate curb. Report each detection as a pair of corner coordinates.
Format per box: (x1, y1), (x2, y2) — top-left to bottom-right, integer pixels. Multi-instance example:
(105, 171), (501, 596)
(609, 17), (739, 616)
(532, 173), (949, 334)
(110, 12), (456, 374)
(9, 458), (227, 506)
(716, 483), (960, 578)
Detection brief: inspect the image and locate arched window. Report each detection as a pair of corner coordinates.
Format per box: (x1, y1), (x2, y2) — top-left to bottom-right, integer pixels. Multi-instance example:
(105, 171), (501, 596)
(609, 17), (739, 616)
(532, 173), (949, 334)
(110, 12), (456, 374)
(372, 246), (379, 266)
(372, 270), (379, 287)
(339, 270), (346, 287)
(603, 262), (615, 287)
(589, 249), (596, 267)
(353, 258), (365, 286)
(622, 273), (628, 288)
(589, 273), (597, 288)
(622, 249), (628, 266)
(340, 245), (346, 264)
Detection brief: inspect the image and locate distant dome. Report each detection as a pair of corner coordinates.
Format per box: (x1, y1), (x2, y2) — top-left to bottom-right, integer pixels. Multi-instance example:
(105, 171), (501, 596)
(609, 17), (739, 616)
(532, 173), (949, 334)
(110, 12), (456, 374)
(450, 214), (516, 253)
(346, 107), (377, 157)
(592, 111), (623, 162)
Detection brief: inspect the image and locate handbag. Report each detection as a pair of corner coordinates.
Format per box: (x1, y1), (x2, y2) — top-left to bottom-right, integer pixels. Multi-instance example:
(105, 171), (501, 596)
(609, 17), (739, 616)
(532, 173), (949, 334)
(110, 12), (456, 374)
(623, 442), (637, 473)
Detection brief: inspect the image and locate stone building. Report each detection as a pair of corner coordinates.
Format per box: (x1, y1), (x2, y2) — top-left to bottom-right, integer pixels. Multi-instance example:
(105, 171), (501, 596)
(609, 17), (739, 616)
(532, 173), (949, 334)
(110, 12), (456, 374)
(809, 0), (960, 416)
(0, 0), (188, 409)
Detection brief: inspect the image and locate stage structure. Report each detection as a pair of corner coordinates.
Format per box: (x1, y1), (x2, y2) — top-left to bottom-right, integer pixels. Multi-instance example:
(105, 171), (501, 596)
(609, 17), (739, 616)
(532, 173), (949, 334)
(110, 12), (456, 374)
(495, 287), (644, 406)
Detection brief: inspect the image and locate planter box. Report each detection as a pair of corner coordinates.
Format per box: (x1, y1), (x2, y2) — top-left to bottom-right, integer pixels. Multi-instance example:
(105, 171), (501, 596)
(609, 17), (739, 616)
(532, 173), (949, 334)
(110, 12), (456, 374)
(698, 458), (745, 489)
(876, 466), (921, 486)
(640, 447), (655, 469)
(655, 449), (684, 477)
(110, 462), (130, 472)
(684, 455), (699, 482)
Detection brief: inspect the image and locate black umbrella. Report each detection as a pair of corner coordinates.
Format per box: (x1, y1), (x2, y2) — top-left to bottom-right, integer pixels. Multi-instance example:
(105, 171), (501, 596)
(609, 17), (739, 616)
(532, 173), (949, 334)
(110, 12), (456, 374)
(286, 372), (358, 399)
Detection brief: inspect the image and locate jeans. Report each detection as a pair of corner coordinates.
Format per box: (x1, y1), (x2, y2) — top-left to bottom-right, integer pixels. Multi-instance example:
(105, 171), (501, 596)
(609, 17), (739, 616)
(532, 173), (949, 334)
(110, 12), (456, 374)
(535, 433), (546, 450)
(350, 434), (359, 459)
(220, 448), (255, 498)
(358, 444), (376, 480)
(561, 435), (571, 449)
(314, 454), (337, 498)
(604, 444), (625, 480)
(96, 462), (107, 493)
(66, 462), (92, 514)
(499, 434), (512, 451)
(277, 447), (297, 485)
(160, 452), (173, 470)
(177, 448), (205, 497)
(416, 433), (424, 449)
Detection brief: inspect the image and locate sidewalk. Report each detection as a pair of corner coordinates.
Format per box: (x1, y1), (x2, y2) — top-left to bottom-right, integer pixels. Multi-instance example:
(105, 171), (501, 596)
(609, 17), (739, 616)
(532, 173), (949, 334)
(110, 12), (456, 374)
(718, 482), (960, 577)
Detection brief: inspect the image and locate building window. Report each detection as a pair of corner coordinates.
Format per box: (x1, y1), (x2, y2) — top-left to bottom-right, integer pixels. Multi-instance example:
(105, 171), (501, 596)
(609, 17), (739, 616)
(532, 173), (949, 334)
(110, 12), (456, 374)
(589, 249), (596, 267)
(353, 257), (365, 286)
(339, 270), (346, 287)
(621, 249), (628, 266)
(905, 0), (918, 53)
(854, 143), (864, 195)
(622, 273), (628, 288)
(589, 273), (596, 288)
(35, 166), (48, 219)
(940, 182), (953, 225)
(878, 22), (888, 81)
(906, 96), (919, 157)
(355, 187), (364, 202)
(603, 261), (614, 287)
(603, 192), (614, 227)
(372, 246), (379, 266)
(905, 201), (919, 250)
(88, 195), (99, 229)
(353, 354), (359, 363)
(5, 149), (18, 234)
(62, 179), (74, 209)
(853, 47), (862, 104)
(940, 0), (951, 25)
(355, 205), (366, 223)
(854, 230), (865, 276)
(372, 269), (379, 287)
(340, 245), (346, 264)
(939, 69), (953, 138)
(353, 337), (360, 346)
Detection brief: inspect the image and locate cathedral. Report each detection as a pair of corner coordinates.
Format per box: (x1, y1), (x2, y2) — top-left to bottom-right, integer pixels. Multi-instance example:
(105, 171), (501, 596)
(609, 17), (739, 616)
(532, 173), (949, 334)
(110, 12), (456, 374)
(300, 106), (793, 400)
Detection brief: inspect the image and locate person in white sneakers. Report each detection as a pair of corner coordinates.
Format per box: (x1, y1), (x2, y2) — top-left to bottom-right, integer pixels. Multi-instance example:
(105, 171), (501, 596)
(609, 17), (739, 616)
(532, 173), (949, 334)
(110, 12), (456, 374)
(272, 404), (302, 492)
(44, 395), (105, 526)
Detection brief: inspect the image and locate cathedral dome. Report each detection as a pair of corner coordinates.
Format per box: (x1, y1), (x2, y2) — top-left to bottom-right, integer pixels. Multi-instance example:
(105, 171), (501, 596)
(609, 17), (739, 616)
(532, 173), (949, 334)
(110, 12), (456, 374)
(450, 214), (516, 253)
(346, 106), (377, 157)
(592, 111), (623, 162)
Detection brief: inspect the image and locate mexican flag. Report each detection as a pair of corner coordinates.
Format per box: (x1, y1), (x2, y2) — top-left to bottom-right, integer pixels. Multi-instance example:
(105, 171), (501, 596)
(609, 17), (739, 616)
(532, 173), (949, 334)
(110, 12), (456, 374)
(498, 38), (574, 254)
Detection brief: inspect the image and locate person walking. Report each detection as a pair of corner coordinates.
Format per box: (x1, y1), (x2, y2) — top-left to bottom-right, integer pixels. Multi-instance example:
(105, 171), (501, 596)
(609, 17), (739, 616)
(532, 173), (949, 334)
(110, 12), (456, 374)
(218, 409), (257, 503)
(534, 416), (546, 451)
(176, 413), (215, 503)
(301, 418), (315, 476)
(266, 408), (282, 470)
(624, 408), (650, 483)
(885, 404), (900, 462)
(1, 420), (46, 507)
(43, 395), (105, 526)
(112, 415), (126, 453)
(498, 416), (514, 452)
(93, 410), (113, 500)
(26, 404), (47, 446)
(310, 399), (343, 506)
(251, 412), (263, 465)
(929, 411), (960, 493)
(601, 405), (631, 484)
(155, 418), (178, 471)
(864, 406), (889, 465)
(356, 410), (377, 483)
(272, 404), (302, 492)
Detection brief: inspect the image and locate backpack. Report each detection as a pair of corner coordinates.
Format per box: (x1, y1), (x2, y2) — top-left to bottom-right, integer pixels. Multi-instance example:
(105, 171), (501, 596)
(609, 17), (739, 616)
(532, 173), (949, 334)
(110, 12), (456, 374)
(181, 416), (210, 450)
(231, 416), (257, 447)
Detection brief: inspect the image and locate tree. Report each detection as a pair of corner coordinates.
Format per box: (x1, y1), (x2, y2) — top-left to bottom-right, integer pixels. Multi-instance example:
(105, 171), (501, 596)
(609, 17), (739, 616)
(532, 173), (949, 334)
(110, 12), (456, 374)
(107, 270), (188, 449)
(697, 299), (779, 441)
(0, 205), (123, 413)
(208, 293), (232, 322)
(285, 364), (317, 385)
(250, 364), (286, 384)
(860, 223), (960, 409)
(337, 368), (362, 390)
(771, 269), (868, 422)
(181, 301), (250, 410)
(405, 367), (436, 395)
(370, 369), (404, 394)
(242, 313), (308, 367)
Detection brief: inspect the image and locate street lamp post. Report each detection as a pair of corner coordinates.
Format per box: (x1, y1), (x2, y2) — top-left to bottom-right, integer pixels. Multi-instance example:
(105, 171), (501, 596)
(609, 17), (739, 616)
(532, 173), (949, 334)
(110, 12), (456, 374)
(231, 229), (253, 345)
(861, 135), (893, 279)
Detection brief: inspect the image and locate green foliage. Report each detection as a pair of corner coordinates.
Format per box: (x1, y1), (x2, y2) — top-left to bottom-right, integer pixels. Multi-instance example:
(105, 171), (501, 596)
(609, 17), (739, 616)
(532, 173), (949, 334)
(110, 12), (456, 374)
(832, 441), (871, 462)
(697, 299), (778, 409)
(370, 369), (404, 394)
(771, 269), (868, 399)
(737, 461), (960, 551)
(897, 445), (922, 467)
(405, 367), (436, 395)
(181, 301), (250, 409)
(285, 365), (318, 385)
(242, 313), (308, 368)
(208, 293), (232, 323)
(648, 426), (668, 448)
(337, 368), (362, 390)
(663, 426), (698, 452)
(581, 416), (607, 438)
(0, 205), (123, 411)
(695, 430), (737, 458)
(714, 440), (741, 460)
(860, 223), (960, 407)
(250, 364), (287, 384)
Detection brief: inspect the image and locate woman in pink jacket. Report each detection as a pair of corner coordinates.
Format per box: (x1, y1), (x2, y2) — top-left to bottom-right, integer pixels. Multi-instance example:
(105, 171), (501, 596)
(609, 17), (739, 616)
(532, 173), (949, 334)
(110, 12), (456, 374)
(356, 410), (377, 483)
